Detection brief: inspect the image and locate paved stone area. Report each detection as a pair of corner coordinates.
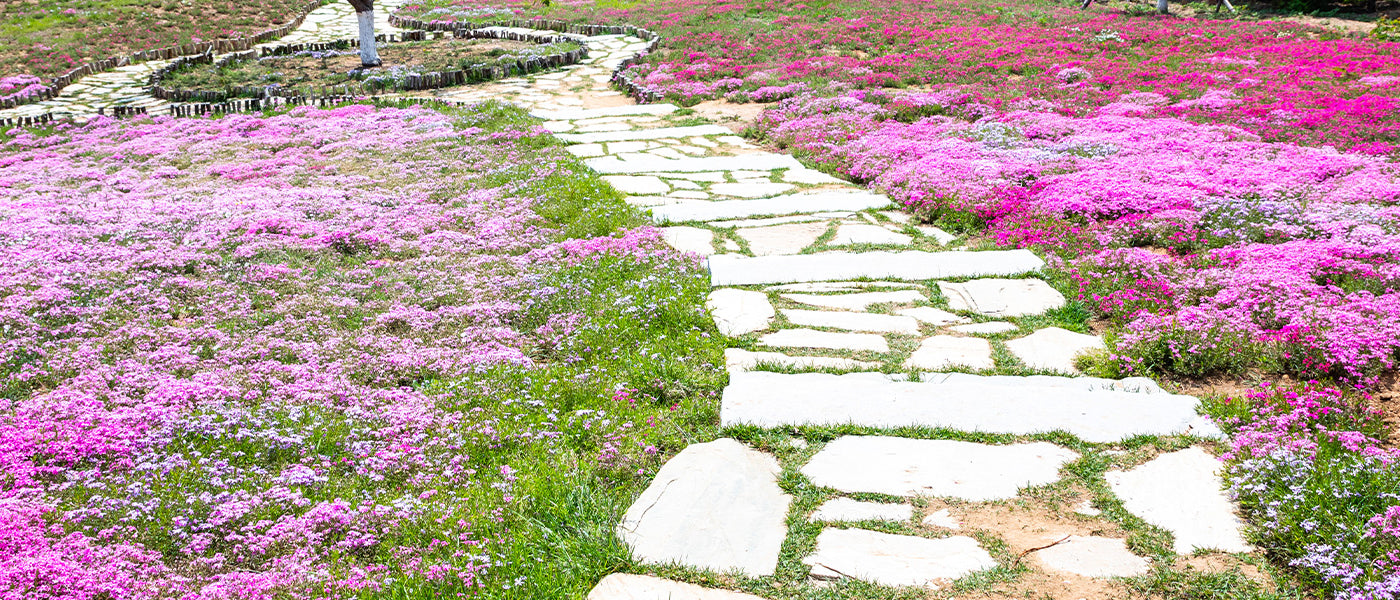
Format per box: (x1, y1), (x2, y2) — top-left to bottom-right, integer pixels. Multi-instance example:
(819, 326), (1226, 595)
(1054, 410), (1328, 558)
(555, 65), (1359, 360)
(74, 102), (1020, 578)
(804, 528), (997, 587)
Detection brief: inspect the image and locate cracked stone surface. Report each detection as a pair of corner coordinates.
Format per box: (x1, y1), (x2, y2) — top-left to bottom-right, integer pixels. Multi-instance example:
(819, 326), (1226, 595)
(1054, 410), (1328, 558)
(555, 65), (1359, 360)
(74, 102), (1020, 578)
(707, 289), (775, 336)
(720, 371), (1222, 443)
(803, 528), (996, 588)
(1106, 447), (1253, 555)
(617, 439), (792, 576)
(904, 335), (995, 370)
(800, 436), (1078, 500)
(1006, 327), (1106, 373)
(938, 279), (1067, 317)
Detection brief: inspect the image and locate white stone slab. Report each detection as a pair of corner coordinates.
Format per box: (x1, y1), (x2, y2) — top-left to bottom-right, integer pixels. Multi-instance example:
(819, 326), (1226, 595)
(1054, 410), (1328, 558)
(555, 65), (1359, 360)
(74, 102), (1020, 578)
(804, 528), (996, 587)
(831, 224), (912, 246)
(603, 175), (669, 195)
(918, 372), (1167, 394)
(532, 104), (677, 120)
(1035, 536), (1150, 578)
(618, 439), (791, 576)
(939, 279), (1066, 317)
(725, 348), (878, 372)
(711, 182), (796, 198)
(710, 250), (1044, 286)
(802, 436), (1077, 500)
(783, 168), (844, 184)
(948, 322), (1018, 335)
(586, 574), (766, 600)
(781, 290), (926, 311)
(587, 153), (802, 174)
(558, 125), (730, 143)
(1006, 327), (1106, 374)
(916, 226), (957, 244)
(770, 281), (916, 292)
(736, 222), (827, 256)
(759, 329), (888, 352)
(922, 509), (961, 530)
(782, 309), (921, 334)
(897, 307), (970, 326)
(647, 171), (728, 182)
(710, 215), (824, 228)
(809, 498), (913, 523)
(661, 226), (715, 256)
(567, 143), (605, 157)
(1106, 448), (1252, 555)
(905, 336), (994, 370)
(651, 190), (891, 223)
(720, 372), (1221, 443)
(707, 289), (774, 336)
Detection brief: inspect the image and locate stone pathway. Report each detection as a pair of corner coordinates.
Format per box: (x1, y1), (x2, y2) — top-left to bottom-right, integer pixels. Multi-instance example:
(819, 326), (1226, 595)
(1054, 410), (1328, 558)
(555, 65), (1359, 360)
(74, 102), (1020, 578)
(3, 10), (1259, 596)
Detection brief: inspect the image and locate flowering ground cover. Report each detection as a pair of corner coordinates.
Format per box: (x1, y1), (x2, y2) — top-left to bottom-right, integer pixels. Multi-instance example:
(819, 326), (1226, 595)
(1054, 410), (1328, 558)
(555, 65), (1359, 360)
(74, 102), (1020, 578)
(0, 101), (724, 598)
(0, 0), (311, 86)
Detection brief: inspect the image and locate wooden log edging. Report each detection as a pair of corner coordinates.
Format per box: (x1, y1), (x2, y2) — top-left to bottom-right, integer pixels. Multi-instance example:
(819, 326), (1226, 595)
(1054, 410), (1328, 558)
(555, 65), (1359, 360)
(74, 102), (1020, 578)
(147, 29), (590, 103)
(0, 0), (333, 110)
(387, 15), (665, 103)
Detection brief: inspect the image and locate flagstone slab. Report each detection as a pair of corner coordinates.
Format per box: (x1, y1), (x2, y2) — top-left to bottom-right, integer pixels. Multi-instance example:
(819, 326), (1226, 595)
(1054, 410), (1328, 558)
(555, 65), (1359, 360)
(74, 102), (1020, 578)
(532, 104), (677, 120)
(922, 509), (962, 530)
(707, 289), (775, 336)
(661, 226), (715, 256)
(804, 528), (996, 587)
(831, 223), (912, 246)
(938, 279), (1066, 317)
(916, 225), (957, 244)
(905, 335), (994, 370)
(809, 498), (914, 523)
(558, 125), (730, 143)
(759, 329), (889, 352)
(587, 153), (803, 174)
(720, 371), (1222, 443)
(897, 307), (971, 326)
(1006, 327), (1106, 373)
(919, 372), (1166, 394)
(710, 250), (1045, 286)
(736, 222), (827, 256)
(780, 290), (927, 311)
(1106, 448), (1252, 555)
(651, 190), (891, 223)
(783, 168), (844, 184)
(782, 309), (922, 334)
(586, 574), (767, 600)
(710, 215), (824, 228)
(618, 439), (792, 577)
(770, 281), (917, 292)
(1035, 536), (1150, 578)
(603, 175), (670, 195)
(725, 348), (878, 372)
(801, 436), (1078, 500)
(711, 182), (797, 198)
(948, 322), (1018, 335)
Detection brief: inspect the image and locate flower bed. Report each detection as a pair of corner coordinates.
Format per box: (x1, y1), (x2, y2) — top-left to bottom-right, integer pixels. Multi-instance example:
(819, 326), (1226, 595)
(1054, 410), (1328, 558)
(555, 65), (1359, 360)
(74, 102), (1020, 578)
(0, 102), (723, 597)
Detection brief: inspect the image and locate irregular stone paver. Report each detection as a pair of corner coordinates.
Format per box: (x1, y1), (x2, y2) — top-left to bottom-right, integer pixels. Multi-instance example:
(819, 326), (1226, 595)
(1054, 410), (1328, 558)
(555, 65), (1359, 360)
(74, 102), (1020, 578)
(804, 528), (996, 587)
(896, 306), (970, 326)
(725, 348), (878, 372)
(948, 321), (1018, 335)
(617, 439), (792, 577)
(783, 168), (844, 184)
(916, 225), (957, 244)
(922, 509), (962, 530)
(603, 175), (669, 195)
(712, 214), (823, 228)
(720, 371), (1222, 443)
(905, 335), (994, 370)
(759, 329), (889, 352)
(651, 190), (891, 223)
(938, 279), (1066, 317)
(586, 573), (765, 600)
(660, 226), (715, 256)
(736, 222), (827, 256)
(558, 124), (730, 143)
(707, 289), (774, 336)
(1006, 327), (1106, 373)
(831, 223), (912, 246)
(711, 182), (797, 198)
(711, 250), (1045, 286)
(586, 154), (803, 174)
(1035, 536), (1150, 578)
(809, 498), (913, 523)
(782, 309), (921, 334)
(780, 290), (926, 311)
(1106, 447), (1253, 555)
(532, 104), (677, 120)
(919, 372), (1166, 394)
(771, 281), (916, 292)
(801, 436), (1078, 500)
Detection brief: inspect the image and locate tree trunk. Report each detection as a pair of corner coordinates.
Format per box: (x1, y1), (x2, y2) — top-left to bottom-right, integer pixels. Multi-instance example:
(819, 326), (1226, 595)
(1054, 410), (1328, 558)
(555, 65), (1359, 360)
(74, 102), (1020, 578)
(1156, 0), (1168, 13)
(347, 0), (380, 67)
